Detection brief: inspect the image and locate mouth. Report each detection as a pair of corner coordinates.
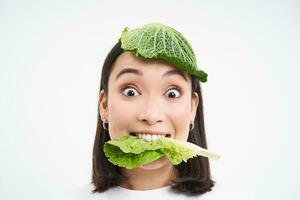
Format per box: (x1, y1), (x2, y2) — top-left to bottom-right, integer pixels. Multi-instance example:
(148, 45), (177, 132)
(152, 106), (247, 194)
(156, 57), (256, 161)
(130, 132), (171, 141)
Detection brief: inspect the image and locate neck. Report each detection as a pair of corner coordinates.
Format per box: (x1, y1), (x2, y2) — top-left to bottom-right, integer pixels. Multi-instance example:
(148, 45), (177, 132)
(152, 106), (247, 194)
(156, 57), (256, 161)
(120, 163), (177, 190)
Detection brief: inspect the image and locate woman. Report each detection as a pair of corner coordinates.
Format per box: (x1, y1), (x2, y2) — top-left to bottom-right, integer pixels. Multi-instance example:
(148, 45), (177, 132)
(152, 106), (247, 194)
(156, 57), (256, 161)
(91, 23), (215, 199)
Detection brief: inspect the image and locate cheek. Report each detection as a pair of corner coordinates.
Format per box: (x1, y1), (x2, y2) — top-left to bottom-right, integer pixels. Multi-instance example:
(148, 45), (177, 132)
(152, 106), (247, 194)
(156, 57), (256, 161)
(168, 102), (191, 141)
(107, 95), (136, 138)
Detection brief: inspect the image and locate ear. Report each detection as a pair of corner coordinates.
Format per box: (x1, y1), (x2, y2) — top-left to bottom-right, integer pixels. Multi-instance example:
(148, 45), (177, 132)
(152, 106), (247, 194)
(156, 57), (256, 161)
(191, 92), (199, 121)
(99, 89), (108, 122)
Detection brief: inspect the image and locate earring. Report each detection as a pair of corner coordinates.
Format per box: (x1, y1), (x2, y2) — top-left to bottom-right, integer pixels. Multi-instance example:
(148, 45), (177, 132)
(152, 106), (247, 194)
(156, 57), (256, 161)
(189, 121), (194, 131)
(103, 120), (108, 130)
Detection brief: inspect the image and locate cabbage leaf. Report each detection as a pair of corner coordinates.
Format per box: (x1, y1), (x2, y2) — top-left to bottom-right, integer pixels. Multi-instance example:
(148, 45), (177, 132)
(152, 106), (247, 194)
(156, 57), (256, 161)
(103, 135), (219, 169)
(119, 23), (208, 82)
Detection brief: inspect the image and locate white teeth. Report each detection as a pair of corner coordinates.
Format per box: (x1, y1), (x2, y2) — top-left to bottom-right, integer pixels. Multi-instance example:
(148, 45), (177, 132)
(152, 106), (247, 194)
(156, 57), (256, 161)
(152, 135), (158, 140)
(136, 133), (166, 141)
(146, 135), (151, 141)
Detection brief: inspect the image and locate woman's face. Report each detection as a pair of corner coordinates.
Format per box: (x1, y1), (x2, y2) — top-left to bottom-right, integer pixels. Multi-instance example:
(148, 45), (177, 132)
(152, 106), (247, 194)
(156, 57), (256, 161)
(99, 52), (199, 169)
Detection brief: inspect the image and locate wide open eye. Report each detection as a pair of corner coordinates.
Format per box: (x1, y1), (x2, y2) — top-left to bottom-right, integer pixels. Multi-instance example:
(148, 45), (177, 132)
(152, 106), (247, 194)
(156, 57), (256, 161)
(122, 87), (140, 97)
(165, 87), (181, 99)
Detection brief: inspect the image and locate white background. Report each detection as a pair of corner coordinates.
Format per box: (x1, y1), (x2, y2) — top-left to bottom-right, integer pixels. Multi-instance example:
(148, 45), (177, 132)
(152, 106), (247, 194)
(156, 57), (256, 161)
(1, 0), (299, 199)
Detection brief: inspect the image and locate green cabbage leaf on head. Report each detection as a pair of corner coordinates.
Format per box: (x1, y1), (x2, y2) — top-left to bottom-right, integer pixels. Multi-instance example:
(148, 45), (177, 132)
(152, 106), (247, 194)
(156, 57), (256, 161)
(119, 23), (208, 83)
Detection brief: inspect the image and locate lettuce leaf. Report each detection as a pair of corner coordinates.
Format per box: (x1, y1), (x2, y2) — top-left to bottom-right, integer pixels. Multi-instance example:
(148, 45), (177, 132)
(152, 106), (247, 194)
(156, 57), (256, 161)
(119, 23), (208, 83)
(103, 135), (219, 169)
(103, 144), (164, 169)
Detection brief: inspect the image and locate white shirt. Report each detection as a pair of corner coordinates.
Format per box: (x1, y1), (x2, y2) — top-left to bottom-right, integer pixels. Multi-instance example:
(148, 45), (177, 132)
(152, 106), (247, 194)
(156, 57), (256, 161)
(64, 183), (253, 200)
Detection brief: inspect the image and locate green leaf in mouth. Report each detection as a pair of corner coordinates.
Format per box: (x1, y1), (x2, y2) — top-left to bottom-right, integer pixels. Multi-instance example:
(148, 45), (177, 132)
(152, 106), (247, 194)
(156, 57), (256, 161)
(103, 135), (219, 169)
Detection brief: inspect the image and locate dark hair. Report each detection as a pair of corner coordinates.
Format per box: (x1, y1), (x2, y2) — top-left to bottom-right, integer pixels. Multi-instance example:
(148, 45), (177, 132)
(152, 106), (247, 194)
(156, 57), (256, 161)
(91, 41), (215, 195)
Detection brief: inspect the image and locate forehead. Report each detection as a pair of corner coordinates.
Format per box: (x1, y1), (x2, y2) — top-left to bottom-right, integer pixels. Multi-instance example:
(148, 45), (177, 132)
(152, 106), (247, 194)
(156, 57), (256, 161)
(110, 52), (190, 82)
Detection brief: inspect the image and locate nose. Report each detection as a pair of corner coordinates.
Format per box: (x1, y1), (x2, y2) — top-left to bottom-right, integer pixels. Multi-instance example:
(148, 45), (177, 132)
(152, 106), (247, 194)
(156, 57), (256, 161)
(137, 97), (164, 125)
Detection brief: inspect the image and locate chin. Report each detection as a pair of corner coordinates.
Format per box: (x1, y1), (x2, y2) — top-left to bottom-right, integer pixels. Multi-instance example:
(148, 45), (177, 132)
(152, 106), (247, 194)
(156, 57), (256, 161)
(138, 156), (170, 170)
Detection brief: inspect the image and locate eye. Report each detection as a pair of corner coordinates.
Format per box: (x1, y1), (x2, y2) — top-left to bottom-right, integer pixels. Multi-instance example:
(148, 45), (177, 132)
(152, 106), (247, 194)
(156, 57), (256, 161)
(165, 87), (181, 99)
(121, 86), (140, 97)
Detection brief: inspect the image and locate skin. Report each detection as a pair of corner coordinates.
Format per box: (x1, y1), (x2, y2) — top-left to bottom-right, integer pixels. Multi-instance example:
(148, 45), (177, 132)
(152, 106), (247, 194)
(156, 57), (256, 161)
(99, 52), (199, 190)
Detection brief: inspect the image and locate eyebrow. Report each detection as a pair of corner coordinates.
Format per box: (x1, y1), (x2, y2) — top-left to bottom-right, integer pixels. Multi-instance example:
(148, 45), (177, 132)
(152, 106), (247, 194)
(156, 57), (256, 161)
(115, 67), (188, 82)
